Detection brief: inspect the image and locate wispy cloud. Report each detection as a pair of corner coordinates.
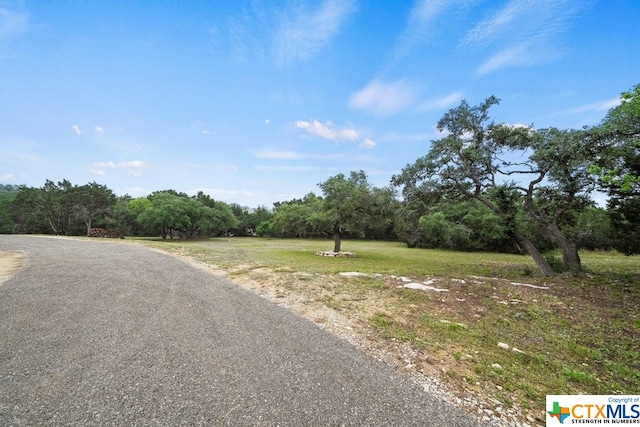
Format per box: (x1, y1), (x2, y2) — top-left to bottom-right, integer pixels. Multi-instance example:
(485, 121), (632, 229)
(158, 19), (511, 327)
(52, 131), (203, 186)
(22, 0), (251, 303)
(348, 79), (420, 117)
(393, 0), (449, 60)
(567, 97), (621, 115)
(92, 161), (116, 169)
(359, 137), (377, 149)
(295, 120), (359, 141)
(91, 160), (150, 177)
(418, 91), (463, 111)
(94, 126), (104, 133)
(252, 148), (343, 160)
(0, 5), (28, 57)
(465, 0), (586, 75)
(228, 0), (356, 66)
(273, 0), (356, 65)
(71, 124), (82, 135)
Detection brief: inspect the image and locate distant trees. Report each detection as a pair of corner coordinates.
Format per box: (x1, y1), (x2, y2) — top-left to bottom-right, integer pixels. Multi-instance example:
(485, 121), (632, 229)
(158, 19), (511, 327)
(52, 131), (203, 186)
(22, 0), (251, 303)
(3, 181), (239, 239)
(128, 190), (238, 239)
(0, 185), (18, 233)
(1, 82), (637, 276)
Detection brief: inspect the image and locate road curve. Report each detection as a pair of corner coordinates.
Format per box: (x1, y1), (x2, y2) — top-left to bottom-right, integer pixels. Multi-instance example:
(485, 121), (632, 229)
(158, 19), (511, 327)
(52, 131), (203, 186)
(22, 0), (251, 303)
(0, 236), (482, 426)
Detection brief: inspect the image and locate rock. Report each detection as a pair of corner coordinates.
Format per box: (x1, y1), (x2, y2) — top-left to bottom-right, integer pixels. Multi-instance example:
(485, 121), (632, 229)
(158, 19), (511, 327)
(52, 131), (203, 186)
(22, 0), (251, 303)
(338, 272), (369, 277)
(498, 342), (510, 350)
(491, 363), (503, 370)
(315, 251), (357, 258)
(402, 283), (449, 292)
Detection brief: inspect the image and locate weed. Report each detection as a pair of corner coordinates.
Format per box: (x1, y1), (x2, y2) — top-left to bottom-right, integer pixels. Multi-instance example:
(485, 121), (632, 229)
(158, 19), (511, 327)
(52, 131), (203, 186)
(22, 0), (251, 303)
(562, 367), (596, 384)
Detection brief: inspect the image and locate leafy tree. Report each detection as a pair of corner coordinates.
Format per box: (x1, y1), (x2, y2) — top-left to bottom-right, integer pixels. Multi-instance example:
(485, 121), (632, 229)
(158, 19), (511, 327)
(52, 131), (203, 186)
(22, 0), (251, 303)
(318, 171), (374, 252)
(565, 207), (614, 251)
(0, 185), (18, 233)
(191, 192), (239, 237)
(590, 83), (640, 191)
(39, 179), (77, 235)
(271, 202), (309, 237)
(363, 187), (399, 240)
(75, 182), (116, 236)
(137, 191), (191, 239)
(589, 83), (640, 254)
(494, 126), (598, 272)
(126, 197), (155, 236)
(392, 97), (559, 275)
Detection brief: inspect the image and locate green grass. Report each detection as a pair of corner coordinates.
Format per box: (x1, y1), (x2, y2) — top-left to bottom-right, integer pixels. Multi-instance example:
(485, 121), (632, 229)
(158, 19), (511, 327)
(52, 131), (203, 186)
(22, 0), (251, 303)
(136, 237), (559, 278)
(125, 236), (639, 423)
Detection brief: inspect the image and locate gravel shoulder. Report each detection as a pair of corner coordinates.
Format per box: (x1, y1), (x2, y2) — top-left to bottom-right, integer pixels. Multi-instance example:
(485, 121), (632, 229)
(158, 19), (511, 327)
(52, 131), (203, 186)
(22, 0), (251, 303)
(0, 236), (485, 426)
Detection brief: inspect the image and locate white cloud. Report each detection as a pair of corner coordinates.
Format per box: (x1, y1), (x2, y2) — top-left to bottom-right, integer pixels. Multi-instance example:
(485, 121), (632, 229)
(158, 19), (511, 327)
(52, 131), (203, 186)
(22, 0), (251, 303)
(92, 161), (116, 169)
(348, 79), (419, 116)
(295, 120), (359, 141)
(0, 6), (28, 54)
(476, 41), (542, 76)
(95, 126), (104, 133)
(71, 124), (82, 135)
(360, 137), (377, 149)
(274, 0), (356, 65)
(202, 129), (210, 135)
(120, 160), (150, 176)
(0, 173), (16, 183)
(264, 119), (271, 125)
(392, 0), (449, 60)
(567, 97), (622, 115)
(90, 160), (150, 177)
(419, 91), (463, 111)
(465, 0), (585, 75)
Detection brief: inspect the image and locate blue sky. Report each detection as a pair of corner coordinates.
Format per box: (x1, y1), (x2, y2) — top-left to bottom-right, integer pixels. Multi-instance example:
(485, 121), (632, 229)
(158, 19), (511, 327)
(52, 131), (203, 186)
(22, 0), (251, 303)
(1, 0), (638, 207)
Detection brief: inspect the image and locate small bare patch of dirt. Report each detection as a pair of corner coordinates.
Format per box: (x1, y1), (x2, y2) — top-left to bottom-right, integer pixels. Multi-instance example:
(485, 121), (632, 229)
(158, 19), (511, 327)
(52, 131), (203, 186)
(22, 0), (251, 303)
(0, 251), (24, 285)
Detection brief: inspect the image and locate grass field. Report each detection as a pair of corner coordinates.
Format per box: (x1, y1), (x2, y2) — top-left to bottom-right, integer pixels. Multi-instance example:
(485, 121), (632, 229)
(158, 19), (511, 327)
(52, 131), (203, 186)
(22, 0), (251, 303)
(133, 237), (639, 425)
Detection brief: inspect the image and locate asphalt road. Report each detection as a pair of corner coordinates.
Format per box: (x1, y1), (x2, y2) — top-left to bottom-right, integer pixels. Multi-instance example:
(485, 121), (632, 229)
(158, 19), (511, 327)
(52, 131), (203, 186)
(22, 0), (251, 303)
(0, 235), (482, 426)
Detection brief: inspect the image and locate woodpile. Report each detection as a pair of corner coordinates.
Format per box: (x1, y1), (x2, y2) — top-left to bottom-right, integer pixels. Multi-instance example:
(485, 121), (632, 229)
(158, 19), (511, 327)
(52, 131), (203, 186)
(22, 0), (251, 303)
(89, 228), (123, 238)
(315, 251), (357, 258)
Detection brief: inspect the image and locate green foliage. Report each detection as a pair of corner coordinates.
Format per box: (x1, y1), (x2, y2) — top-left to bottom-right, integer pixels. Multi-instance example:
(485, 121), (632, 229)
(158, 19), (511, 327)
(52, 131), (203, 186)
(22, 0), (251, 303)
(318, 171), (397, 251)
(0, 185), (18, 233)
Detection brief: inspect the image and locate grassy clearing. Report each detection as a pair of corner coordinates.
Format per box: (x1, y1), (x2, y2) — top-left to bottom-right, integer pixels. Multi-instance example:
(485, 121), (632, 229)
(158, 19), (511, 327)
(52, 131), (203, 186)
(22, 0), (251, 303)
(132, 237), (639, 424)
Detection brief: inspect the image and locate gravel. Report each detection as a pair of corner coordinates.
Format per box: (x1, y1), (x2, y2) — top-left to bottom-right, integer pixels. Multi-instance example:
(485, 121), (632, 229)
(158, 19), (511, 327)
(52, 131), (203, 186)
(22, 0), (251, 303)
(0, 235), (485, 426)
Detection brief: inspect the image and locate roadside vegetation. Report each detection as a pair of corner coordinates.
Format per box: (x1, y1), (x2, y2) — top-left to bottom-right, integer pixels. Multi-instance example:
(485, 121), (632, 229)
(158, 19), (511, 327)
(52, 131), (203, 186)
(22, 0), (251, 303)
(133, 237), (639, 426)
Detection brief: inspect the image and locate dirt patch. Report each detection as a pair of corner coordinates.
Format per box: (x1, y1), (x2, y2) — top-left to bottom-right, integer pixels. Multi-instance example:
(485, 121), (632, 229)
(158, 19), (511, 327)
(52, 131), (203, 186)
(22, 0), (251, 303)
(0, 251), (24, 285)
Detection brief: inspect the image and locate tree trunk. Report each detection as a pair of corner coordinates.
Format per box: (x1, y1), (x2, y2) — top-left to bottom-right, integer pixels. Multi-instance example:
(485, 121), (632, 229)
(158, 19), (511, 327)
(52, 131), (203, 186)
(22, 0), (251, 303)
(47, 217), (59, 235)
(546, 223), (582, 273)
(333, 232), (341, 253)
(511, 231), (556, 276)
(85, 218), (92, 237)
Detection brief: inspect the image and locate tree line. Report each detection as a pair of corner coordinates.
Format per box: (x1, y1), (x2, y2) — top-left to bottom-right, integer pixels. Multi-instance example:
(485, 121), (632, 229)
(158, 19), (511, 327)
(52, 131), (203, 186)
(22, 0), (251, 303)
(0, 84), (638, 276)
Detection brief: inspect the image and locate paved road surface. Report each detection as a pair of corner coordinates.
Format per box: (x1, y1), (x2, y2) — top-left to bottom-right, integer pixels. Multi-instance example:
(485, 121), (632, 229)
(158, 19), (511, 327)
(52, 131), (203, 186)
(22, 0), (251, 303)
(0, 236), (482, 426)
